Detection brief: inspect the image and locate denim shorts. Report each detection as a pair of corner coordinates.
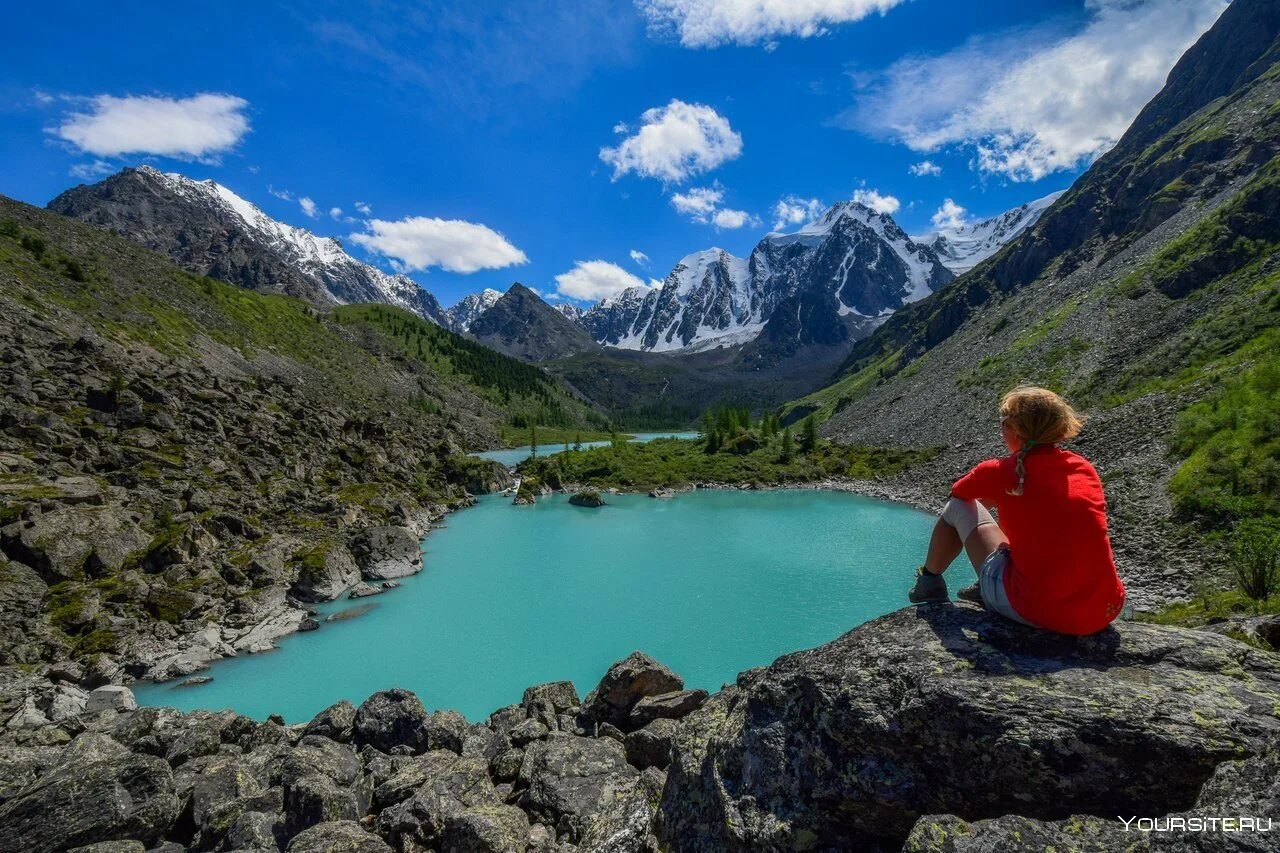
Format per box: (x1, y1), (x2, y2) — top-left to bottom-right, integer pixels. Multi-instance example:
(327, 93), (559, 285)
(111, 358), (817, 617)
(978, 545), (1034, 626)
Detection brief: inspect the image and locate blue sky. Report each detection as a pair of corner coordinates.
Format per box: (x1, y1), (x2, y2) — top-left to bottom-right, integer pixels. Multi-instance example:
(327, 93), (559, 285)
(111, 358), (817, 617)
(1, 0), (1227, 307)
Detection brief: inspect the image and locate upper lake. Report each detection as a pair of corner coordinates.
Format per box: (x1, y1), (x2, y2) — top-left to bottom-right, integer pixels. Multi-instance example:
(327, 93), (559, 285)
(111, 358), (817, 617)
(135, 489), (934, 722)
(475, 430), (702, 468)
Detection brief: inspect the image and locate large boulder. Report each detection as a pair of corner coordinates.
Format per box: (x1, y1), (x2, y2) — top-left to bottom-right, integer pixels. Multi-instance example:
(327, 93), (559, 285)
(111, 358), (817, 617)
(85, 685), (137, 713)
(0, 506), (149, 583)
(348, 526), (422, 581)
(287, 819), (393, 852)
(353, 689), (429, 753)
(291, 541), (361, 602)
(584, 652), (683, 731)
(629, 689), (707, 728)
(517, 733), (640, 842)
(303, 700), (357, 742)
(658, 605), (1280, 851)
(0, 733), (180, 852)
(440, 804), (531, 853)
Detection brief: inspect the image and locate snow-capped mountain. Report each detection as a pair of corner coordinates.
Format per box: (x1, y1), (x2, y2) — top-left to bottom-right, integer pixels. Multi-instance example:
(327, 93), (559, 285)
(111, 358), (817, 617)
(48, 166), (448, 324)
(579, 200), (955, 354)
(914, 191), (1065, 274)
(445, 289), (503, 332)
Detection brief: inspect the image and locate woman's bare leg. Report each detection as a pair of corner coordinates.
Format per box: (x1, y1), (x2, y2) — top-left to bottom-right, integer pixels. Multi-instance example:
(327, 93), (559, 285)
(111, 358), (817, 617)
(963, 523), (1009, 573)
(923, 516), (963, 575)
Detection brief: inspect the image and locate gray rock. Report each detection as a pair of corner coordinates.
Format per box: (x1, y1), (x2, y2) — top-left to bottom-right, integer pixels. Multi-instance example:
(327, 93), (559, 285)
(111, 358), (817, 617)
(291, 542), (360, 603)
(354, 689), (429, 753)
(85, 685), (138, 713)
(623, 718), (679, 771)
(510, 718), (550, 747)
(376, 754), (499, 848)
(66, 842), (147, 853)
(286, 819), (393, 852)
(347, 583), (383, 599)
(0, 734), (180, 852)
(304, 700), (357, 742)
(518, 734), (640, 842)
(569, 491), (606, 508)
(902, 813), (1130, 852)
(279, 737), (362, 788)
(349, 526), (422, 580)
(658, 606), (1280, 851)
(283, 773), (362, 838)
(422, 709), (470, 754)
(441, 803), (531, 853)
(584, 652), (683, 731)
(578, 765), (666, 853)
(522, 680), (581, 713)
(0, 505), (149, 583)
(629, 689), (707, 727)
(225, 809), (286, 851)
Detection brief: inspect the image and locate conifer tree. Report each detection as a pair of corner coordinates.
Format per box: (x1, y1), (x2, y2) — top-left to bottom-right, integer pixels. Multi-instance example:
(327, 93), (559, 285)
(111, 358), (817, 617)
(530, 424), (538, 457)
(781, 427), (794, 463)
(800, 415), (819, 455)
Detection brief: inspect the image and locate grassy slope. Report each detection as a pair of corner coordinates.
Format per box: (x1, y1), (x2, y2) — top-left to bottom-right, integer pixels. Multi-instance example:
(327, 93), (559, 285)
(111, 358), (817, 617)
(518, 436), (938, 491)
(332, 303), (610, 439)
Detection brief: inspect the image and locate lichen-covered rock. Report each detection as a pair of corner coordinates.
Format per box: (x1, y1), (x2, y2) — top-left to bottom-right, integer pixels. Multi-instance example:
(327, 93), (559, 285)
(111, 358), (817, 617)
(348, 526), (422, 580)
(422, 709), (470, 754)
(518, 733), (640, 841)
(441, 803), (531, 853)
(584, 652), (683, 731)
(286, 819), (393, 852)
(354, 689), (430, 753)
(291, 541), (361, 603)
(902, 813), (1130, 852)
(0, 733), (180, 852)
(578, 766), (666, 853)
(303, 700), (357, 742)
(283, 773), (362, 838)
(376, 754), (499, 848)
(0, 505), (149, 583)
(629, 689), (707, 727)
(658, 605), (1280, 851)
(624, 718), (679, 771)
(522, 680), (581, 713)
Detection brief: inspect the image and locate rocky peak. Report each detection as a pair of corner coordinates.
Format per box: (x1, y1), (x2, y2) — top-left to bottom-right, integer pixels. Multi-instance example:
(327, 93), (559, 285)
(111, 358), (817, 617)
(466, 283), (599, 361)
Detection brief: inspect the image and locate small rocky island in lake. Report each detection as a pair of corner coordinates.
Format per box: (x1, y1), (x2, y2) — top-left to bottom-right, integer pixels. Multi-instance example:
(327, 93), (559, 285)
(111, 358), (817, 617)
(568, 490), (605, 507)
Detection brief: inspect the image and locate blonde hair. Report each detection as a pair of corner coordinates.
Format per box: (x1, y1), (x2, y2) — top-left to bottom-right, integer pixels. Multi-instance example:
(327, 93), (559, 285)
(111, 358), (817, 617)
(1000, 386), (1085, 495)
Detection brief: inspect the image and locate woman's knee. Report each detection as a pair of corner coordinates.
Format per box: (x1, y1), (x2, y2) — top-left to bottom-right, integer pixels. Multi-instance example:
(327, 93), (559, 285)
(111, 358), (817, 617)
(940, 497), (993, 543)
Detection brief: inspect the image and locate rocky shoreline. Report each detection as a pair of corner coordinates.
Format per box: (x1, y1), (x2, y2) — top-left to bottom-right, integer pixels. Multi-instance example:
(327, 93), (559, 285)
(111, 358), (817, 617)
(1, 604), (1277, 852)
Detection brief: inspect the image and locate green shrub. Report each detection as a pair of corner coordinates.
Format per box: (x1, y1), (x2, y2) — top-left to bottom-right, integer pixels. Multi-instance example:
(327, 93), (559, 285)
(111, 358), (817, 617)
(1231, 520), (1280, 607)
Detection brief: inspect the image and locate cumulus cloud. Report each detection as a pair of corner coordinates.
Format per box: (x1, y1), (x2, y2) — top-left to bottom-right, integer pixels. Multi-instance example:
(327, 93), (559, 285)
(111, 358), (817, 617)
(555, 260), (656, 301)
(600, 100), (742, 183)
(711, 208), (756, 229)
(851, 188), (900, 215)
(351, 216), (528, 274)
(299, 197), (319, 218)
(847, 0), (1227, 181)
(670, 186), (723, 219)
(638, 0), (906, 48)
(909, 160), (942, 176)
(931, 198), (968, 230)
(772, 195), (825, 230)
(630, 249), (650, 267)
(354, 201), (372, 215)
(329, 206), (343, 219)
(53, 93), (250, 161)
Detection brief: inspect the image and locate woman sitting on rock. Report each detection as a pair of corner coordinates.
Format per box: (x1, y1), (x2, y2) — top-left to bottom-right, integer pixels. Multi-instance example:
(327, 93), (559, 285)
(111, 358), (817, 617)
(908, 386), (1126, 635)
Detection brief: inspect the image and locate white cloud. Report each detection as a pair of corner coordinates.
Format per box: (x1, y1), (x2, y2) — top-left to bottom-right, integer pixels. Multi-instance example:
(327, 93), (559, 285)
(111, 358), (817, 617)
(351, 216), (528, 274)
(268, 185), (293, 201)
(354, 201), (372, 215)
(299, 197), (319, 218)
(849, 0), (1228, 181)
(638, 0), (906, 48)
(851, 188), (900, 215)
(670, 186), (724, 219)
(555, 260), (656, 301)
(909, 160), (942, 176)
(600, 100), (742, 183)
(329, 206), (343, 219)
(53, 93), (250, 161)
(711, 208), (756, 229)
(931, 198), (969, 230)
(69, 160), (116, 180)
(630, 249), (650, 267)
(772, 195), (824, 230)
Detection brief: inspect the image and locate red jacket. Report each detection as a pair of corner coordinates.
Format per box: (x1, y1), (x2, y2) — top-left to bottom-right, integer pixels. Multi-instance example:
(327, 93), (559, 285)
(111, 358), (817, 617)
(952, 445), (1125, 635)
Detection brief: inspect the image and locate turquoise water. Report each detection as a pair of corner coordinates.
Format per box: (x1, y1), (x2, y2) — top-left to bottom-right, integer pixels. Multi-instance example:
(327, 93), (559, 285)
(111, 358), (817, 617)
(134, 489), (933, 722)
(476, 430), (701, 468)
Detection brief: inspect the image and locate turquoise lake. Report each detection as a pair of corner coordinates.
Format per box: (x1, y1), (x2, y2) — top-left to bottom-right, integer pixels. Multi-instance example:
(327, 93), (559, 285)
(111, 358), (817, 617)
(135, 489), (934, 722)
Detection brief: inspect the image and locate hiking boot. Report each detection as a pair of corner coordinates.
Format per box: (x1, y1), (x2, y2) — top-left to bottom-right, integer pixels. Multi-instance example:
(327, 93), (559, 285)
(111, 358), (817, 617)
(908, 567), (948, 604)
(957, 583), (983, 604)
